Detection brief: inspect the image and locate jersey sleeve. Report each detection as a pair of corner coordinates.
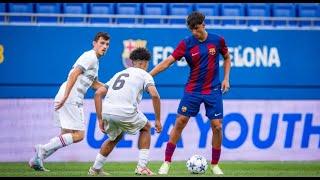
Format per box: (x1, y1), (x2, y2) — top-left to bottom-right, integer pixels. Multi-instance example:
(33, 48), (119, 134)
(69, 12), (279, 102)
(143, 73), (155, 93)
(219, 37), (229, 56)
(75, 53), (96, 72)
(104, 82), (110, 90)
(171, 40), (186, 61)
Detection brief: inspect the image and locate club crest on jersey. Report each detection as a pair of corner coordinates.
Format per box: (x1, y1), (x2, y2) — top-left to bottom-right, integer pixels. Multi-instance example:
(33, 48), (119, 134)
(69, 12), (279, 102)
(181, 106), (187, 113)
(209, 48), (216, 56)
(122, 39), (147, 68)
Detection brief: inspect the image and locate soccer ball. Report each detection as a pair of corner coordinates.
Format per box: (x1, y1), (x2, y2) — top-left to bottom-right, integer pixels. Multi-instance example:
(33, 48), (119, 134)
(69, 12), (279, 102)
(186, 154), (208, 174)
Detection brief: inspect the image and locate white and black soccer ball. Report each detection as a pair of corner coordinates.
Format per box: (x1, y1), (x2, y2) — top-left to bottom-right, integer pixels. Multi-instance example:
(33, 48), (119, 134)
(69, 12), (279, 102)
(186, 154), (208, 174)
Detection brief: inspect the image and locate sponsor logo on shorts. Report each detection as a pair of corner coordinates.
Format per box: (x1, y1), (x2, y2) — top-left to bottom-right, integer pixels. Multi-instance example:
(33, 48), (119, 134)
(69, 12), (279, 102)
(181, 106), (187, 112)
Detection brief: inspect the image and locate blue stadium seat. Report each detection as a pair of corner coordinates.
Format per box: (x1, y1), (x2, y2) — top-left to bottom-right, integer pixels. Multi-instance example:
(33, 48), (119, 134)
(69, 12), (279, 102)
(272, 3), (297, 26)
(246, 3), (272, 26)
(220, 3), (246, 26)
(194, 3), (220, 25)
(297, 3), (320, 27)
(116, 3), (141, 24)
(8, 3), (34, 22)
(35, 3), (61, 23)
(0, 3), (5, 22)
(168, 3), (193, 24)
(142, 3), (167, 24)
(89, 3), (114, 24)
(63, 3), (87, 23)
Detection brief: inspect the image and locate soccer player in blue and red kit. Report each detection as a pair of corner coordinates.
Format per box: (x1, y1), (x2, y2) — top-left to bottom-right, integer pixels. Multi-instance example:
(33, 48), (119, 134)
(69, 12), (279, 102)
(149, 11), (231, 175)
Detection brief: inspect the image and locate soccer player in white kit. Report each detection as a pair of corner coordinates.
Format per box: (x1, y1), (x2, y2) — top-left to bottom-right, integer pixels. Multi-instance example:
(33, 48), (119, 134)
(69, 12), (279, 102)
(88, 47), (162, 176)
(29, 32), (111, 171)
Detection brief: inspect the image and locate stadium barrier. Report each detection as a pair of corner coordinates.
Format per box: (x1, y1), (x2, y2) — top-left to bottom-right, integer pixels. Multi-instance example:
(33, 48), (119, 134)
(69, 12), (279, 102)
(0, 99), (319, 162)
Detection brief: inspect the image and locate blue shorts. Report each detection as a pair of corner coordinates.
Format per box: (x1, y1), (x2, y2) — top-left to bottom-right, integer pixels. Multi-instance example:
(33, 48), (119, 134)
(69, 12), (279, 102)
(177, 90), (223, 120)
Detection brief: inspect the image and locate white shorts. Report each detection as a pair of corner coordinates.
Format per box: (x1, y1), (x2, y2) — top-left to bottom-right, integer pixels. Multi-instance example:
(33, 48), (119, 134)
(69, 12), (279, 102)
(54, 103), (85, 131)
(102, 112), (148, 141)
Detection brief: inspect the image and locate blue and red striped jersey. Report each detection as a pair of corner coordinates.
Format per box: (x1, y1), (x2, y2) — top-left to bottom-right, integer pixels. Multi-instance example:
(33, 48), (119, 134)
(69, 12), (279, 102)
(172, 33), (228, 94)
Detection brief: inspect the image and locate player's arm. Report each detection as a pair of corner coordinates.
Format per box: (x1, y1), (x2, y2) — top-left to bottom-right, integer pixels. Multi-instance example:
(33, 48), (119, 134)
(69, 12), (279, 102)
(221, 52), (231, 94)
(150, 40), (185, 77)
(94, 85), (108, 132)
(91, 79), (104, 90)
(55, 67), (83, 111)
(149, 55), (176, 77)
(147, 85), (162, 133)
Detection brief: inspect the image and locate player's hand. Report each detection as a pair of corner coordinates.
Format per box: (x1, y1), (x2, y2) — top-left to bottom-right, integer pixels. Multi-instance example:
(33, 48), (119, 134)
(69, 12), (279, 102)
(221, 79), (230, 94)
(155, 120), (162, 133)
(98, 118), (105, 133)
(54, 97), (67, 111)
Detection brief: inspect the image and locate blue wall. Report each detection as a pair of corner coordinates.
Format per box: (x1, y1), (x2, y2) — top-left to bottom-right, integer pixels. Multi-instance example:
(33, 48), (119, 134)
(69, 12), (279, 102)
(0, 26), (319, 99)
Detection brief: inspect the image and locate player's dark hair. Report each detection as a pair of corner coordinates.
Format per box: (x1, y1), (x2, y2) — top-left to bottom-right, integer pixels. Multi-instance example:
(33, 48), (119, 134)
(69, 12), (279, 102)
(130, 47), (151, 61)
(94, 32), (110, 42)
(187, 11), (205, 29)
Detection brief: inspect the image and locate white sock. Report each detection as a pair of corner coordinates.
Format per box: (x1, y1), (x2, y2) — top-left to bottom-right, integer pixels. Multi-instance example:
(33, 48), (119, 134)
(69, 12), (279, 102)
(42, 134), (74, 155)
(137, 149), (149, 168)
(93, 153), (108, 170)
(43, 149), (57, 160)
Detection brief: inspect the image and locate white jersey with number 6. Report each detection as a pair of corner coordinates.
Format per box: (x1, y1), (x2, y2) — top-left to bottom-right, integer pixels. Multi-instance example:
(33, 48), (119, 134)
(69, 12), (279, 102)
(102, 67), (155, 117)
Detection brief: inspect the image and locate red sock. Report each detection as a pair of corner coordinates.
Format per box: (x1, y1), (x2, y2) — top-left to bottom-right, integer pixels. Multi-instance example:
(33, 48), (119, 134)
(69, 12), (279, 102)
(211, 147), (221, 165)
(164, 142), (176, 162)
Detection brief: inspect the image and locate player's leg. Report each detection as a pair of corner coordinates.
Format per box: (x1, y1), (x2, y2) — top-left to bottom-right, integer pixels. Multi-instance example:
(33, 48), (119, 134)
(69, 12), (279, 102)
(166, 114), (190, 161)
(29, 104), (85, 171)
(41, 104), (85, 159)
(166, 92), (202, 162)
(43, 129), (84, 158)
(204, 91), (224, 175)
(210, 119), (223, 174)
(159, 93), (201, 174)
(137, 121), (151, 167)
(100, 132), (124, 157)
(89, 114), (125, 176)
(89, 133), (124, 176)
(158, 114), (190, 175)
(135, 121), (155, 175)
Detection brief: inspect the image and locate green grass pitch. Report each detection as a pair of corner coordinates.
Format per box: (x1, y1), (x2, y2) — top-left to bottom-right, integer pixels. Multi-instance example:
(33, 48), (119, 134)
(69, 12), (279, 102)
(0, 161), (320, 177)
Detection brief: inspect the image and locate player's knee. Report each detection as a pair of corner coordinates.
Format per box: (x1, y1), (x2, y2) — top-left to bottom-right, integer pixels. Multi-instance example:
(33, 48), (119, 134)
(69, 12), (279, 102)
(213, 125), (222, 133)
(72, 131), (85, 142)
(175, 119), (188, 130)
(142, 122), (151, 132)
(113, 133), (124, 143)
